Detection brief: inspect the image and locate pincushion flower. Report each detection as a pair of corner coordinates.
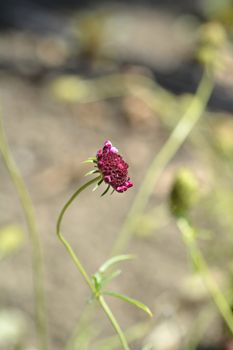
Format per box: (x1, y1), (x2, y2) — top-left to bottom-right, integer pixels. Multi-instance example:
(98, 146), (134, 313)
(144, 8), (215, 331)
(86, 140), (133, 195)
(56, 139), (153, 350)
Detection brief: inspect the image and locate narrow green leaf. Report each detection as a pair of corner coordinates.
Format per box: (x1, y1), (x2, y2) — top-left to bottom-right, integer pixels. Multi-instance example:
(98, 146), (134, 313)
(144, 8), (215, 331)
(101, 185), (110, 197)
(84, 169), (99, 177)
(104, 291), (153, 317)
(98, 179), (103, 186)
(82, 159), (95, 164)
(83, 156), (97, 163)
(102, 269), (122, 286)
(92, 185), (98, 192)
(99, 254), (135, 274)
(93, 178), (103, 191)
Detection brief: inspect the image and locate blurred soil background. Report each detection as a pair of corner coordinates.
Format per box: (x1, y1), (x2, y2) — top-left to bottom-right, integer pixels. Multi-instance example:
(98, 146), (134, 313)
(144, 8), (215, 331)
(0, 1), (233, 350)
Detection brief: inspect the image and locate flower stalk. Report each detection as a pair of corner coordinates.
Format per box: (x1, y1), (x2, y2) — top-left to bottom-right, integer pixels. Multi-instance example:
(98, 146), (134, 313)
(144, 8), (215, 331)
(56, 175), (101, 292)
(56, 142), (152, 349)
(98, 295), (130, 350)
(56, 174), (131, 350)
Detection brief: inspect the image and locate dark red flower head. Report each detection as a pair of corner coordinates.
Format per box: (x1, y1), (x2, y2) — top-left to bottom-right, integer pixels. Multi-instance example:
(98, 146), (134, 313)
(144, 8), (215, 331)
(96, 141), (133, 193)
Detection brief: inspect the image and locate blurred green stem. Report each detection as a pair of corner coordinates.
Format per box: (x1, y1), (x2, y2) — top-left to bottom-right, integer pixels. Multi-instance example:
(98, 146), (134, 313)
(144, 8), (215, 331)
(112, 69), (214, 254)
(65, 301), (98, 350)
(56, 176), (130, 350)
(177, 216), (233, 334)
(95, 320), (151, 350)
(0, 115), (48, 350)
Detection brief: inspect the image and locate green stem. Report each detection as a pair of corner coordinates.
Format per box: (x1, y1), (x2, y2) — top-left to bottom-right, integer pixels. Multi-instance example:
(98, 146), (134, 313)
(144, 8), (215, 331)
(177, 217), (233, 334)
(95, 320), (150, 350)
(56, 176), (130, 349)
(56, 176), (101, 292)
(112, 69), (214, 255)
(0, 115), (48, 350)
(98, 295), (130, 350)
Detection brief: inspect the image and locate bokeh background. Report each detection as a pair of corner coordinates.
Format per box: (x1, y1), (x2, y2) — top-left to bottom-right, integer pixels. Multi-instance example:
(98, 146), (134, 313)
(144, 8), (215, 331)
(0, 1), (233, 349)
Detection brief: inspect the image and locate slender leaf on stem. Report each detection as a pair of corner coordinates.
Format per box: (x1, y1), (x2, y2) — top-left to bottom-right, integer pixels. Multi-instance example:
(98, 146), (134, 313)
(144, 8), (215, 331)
(99, 254), (135, 274)
(92, 185), (98, 192)
(101, 185), (110, 197)
(82, 157), (97, 164)
(82, 159), (95, 164)
(104, 291), (153, 317)
(98, 179), (103, 185)
(92, 178), (104, 192)
(102, 269), (122, 287)
(84, 169), (99, 177)
(92, 183), (100, 192)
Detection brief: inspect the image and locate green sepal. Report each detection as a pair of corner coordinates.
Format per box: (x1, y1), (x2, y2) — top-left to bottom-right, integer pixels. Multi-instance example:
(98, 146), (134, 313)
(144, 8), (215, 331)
(103, 291), (153, 317)
(92, 178), (103, 192)
(92, 184), (99, 192)
(98, 179), (103, 186)
(82, 157), (97, 164)
(83, 159), (94, 164)
(85, 169), (99, 177)
(99, 254), (135, 274)
(101, 185), (110, 197)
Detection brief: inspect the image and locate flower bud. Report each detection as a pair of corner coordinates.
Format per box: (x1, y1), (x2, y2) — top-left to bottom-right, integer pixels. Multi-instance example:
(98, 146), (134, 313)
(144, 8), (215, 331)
(169, 168), (199, 217)
(200, 22), (226, 48)
(196, 22), (227, 69)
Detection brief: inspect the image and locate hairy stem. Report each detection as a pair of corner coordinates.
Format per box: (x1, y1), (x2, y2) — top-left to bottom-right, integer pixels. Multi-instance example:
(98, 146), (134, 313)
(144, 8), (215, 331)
(0, 115), (48, 350)
(112, 69), (214, 254)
